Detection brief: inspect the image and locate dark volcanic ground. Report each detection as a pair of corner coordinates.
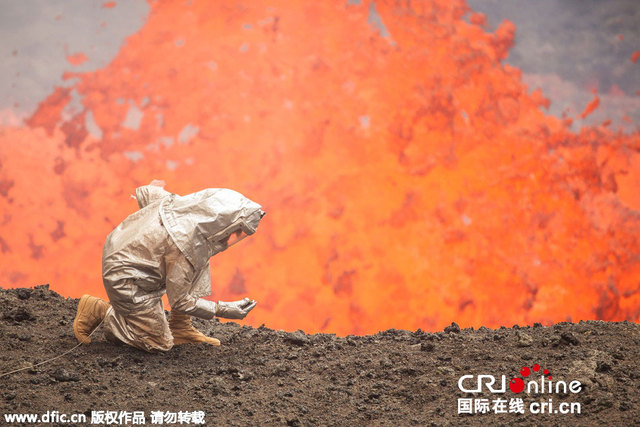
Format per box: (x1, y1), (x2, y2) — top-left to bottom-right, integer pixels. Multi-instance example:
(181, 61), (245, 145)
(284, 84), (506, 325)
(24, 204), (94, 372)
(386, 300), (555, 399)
(0, 285), (639, 426)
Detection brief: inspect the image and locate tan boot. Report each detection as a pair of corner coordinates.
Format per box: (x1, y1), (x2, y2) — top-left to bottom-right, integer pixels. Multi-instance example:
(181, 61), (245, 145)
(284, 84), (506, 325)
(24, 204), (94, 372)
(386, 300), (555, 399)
(73, 295), (110, 343)
(169, 312), (221, 346)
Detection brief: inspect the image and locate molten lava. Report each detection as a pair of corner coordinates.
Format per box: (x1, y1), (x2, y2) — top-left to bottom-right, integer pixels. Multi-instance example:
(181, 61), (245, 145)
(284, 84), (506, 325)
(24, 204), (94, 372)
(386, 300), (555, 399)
(1, 0), (639, 335)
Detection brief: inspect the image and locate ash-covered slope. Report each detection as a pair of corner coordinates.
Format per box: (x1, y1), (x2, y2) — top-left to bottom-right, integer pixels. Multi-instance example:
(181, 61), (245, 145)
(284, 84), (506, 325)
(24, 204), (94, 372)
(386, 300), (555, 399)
(0, 285), (638, 426)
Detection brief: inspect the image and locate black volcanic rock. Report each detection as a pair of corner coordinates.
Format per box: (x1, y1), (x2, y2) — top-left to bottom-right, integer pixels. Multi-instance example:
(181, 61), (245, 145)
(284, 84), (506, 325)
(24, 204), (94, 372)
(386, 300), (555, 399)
(0, 286), (638, 425)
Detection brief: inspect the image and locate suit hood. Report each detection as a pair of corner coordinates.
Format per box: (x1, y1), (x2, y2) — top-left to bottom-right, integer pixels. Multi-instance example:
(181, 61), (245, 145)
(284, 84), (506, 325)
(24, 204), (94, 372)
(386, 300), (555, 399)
(159, 188), (263, 268)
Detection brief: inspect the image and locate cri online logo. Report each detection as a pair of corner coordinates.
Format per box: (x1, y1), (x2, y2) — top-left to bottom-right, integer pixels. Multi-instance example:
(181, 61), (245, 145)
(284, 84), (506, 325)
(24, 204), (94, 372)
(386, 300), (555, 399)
(458, 363), (582, 394)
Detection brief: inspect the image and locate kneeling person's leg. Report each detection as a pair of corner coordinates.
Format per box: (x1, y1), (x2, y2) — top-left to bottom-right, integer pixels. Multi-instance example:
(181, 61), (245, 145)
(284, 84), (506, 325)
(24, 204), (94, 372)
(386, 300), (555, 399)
(103, 296), (173, 353)
(102, 278), (173, 352)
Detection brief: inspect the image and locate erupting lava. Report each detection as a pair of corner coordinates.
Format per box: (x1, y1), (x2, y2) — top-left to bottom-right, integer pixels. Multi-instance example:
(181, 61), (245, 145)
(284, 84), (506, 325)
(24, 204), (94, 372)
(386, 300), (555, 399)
(0, 0), (639, 335)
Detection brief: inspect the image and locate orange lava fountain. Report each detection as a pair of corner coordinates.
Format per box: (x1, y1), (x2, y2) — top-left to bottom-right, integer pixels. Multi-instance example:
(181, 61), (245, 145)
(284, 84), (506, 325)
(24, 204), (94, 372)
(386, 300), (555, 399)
(1, 0), (639, 335)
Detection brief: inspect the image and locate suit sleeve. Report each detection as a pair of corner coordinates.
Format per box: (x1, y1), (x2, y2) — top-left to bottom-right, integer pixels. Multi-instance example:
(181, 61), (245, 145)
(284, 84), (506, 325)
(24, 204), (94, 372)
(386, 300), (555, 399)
(165, 251), (217, 319)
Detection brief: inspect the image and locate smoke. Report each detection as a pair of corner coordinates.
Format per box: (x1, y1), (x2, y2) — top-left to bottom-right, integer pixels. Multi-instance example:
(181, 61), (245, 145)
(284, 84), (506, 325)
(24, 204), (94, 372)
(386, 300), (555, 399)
(1, 0), (639, 335)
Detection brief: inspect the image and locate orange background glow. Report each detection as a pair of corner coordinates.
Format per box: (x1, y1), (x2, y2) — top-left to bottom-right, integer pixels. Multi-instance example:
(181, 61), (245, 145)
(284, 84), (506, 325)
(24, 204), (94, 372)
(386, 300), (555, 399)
(1, 0), (639, 335)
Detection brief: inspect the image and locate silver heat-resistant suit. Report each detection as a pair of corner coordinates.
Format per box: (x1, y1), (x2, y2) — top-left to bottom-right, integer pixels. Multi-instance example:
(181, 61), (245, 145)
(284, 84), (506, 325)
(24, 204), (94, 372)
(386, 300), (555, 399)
(101, 185), (263, 352)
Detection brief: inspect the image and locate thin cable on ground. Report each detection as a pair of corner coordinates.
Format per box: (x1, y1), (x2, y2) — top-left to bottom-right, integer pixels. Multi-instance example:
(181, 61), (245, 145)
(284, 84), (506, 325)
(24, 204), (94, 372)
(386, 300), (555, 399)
(0, 319), (104, 379)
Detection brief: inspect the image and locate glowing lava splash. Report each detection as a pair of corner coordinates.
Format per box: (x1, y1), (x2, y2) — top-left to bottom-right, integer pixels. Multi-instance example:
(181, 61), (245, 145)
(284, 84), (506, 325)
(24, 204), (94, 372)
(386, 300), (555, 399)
(1, 0), (639, 335)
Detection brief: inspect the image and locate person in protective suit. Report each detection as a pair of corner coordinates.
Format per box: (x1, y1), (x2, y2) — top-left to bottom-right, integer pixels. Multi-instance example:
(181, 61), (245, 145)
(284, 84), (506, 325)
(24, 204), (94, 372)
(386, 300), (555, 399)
(72, 182), (264, 352)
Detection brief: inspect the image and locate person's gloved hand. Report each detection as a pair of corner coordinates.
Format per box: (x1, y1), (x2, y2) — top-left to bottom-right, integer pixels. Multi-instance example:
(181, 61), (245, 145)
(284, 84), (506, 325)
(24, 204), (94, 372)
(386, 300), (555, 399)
(214, 298), (257, 319)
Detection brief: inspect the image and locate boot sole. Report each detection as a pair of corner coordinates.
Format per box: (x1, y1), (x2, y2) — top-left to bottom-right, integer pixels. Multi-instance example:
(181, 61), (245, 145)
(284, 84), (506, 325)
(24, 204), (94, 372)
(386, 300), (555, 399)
(172, 335), (221, 346)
